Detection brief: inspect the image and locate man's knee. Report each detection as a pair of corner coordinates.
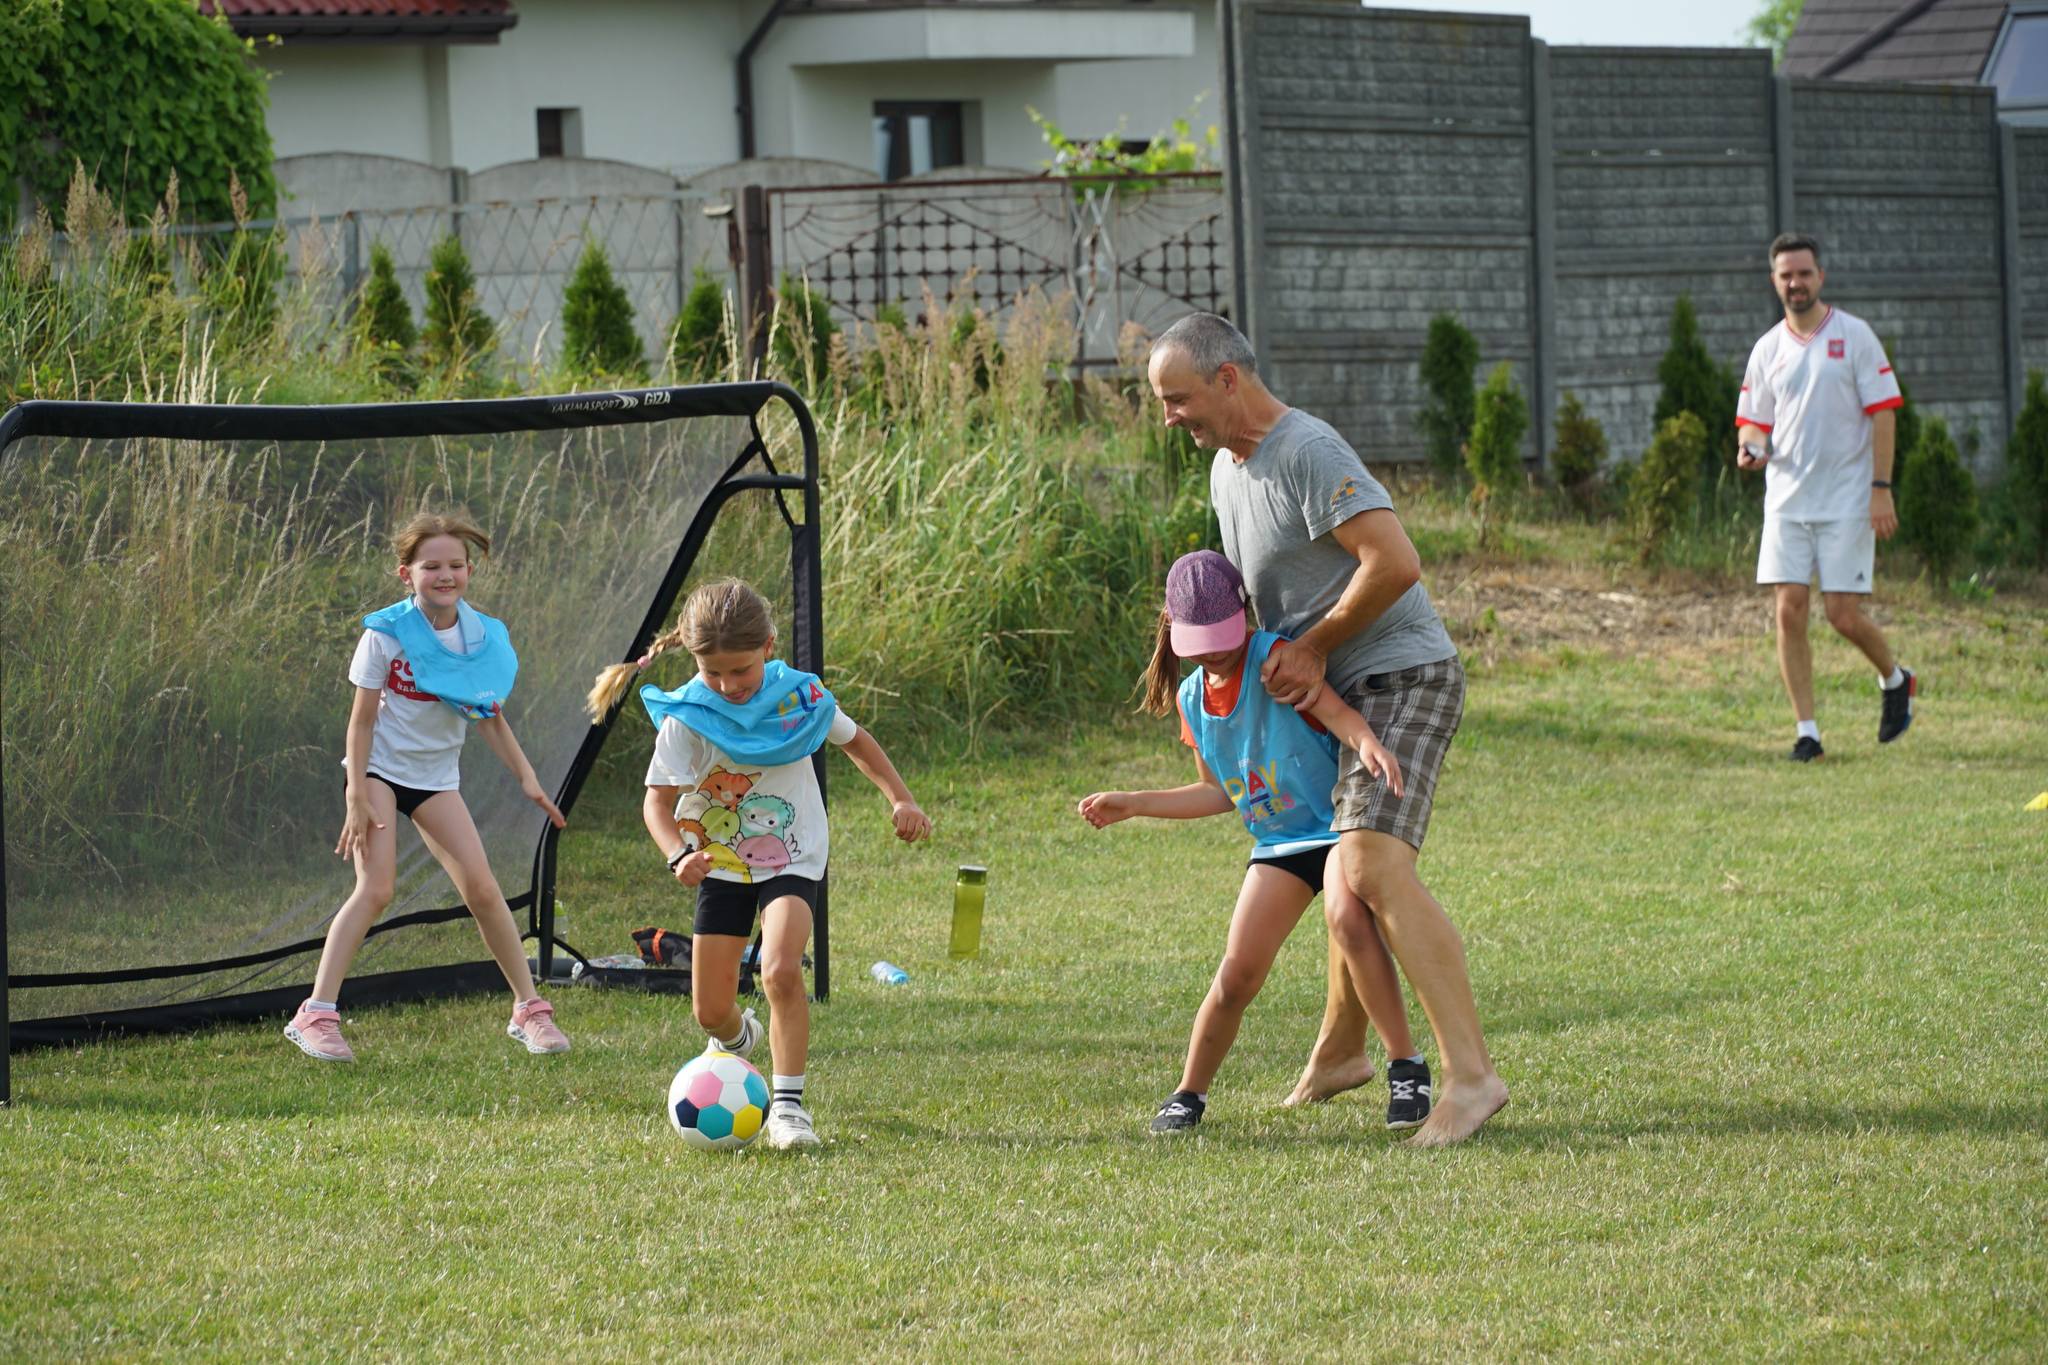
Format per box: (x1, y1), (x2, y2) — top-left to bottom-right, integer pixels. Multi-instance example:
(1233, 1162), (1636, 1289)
(1775, 587), (1810, 631)
(1325, 897), (1379, 955)
(1339, 831), (1417, 909)
(1822, 594), (1866, 633)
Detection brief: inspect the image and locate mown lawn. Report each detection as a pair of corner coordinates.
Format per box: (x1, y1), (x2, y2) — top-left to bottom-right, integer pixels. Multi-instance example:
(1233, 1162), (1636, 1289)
(3, 582), (2043, 1360)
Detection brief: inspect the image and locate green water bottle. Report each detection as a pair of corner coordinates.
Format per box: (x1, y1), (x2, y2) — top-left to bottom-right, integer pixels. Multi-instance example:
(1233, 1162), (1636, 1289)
(950, 864), (987, 960)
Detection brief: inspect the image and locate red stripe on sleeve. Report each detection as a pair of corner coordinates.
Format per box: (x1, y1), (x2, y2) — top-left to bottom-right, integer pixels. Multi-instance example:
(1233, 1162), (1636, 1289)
(1737, 419), (1773, 432)
(1864, 397), (1904, 415)
(1878, 366), (1893, 375)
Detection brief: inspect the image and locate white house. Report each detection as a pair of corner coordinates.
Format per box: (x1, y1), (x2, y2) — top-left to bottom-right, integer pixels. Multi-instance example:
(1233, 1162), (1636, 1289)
(208, 0), (1217, 185)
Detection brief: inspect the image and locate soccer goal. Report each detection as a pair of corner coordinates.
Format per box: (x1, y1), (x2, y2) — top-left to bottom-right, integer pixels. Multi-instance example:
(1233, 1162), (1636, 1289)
(0, 382), (824, 1104)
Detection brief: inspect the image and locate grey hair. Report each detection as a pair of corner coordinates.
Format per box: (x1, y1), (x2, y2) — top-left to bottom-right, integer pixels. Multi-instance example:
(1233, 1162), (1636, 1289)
(1151, 312), (1258, 379)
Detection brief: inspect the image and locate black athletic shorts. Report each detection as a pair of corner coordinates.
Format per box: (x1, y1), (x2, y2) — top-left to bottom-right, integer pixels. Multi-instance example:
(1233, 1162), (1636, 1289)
(345, 771), (449, 820)
(694, 874), (821, 938)
(1247, 844), (1336, 895)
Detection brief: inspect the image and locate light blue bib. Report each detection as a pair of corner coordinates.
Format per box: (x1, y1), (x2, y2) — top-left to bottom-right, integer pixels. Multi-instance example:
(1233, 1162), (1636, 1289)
(641, 659), (837, 766)
(362, 597), (518, 723)
(1178, 631), (1341, 857)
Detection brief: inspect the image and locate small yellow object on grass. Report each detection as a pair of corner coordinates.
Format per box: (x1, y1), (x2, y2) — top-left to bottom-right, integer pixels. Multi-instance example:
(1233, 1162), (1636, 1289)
(2026, 792), (2048, 812)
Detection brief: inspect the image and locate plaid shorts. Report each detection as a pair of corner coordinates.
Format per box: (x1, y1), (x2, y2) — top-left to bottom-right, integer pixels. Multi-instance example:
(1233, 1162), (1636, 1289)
(1332, 655), (1465, 850)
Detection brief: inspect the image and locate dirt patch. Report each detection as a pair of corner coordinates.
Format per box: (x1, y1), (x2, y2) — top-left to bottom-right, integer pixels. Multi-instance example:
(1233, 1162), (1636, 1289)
(1429, 563), (1773, 663)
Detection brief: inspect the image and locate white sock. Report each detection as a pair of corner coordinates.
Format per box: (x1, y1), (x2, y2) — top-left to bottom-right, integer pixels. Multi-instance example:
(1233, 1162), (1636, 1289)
(306, 998), (338, 1013)
(772, 1074), (806, 1108)
(1797, 720), (1820, 742)
(1399, 1054), (1425, 1066)
(1882, 666), (1906, 689)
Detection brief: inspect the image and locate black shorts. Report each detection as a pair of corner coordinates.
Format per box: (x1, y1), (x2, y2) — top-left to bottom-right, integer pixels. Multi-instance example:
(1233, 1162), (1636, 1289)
(694, 874), (821, 938)
(346, 771), (449, 820)
(1248, 844), (1336, 896)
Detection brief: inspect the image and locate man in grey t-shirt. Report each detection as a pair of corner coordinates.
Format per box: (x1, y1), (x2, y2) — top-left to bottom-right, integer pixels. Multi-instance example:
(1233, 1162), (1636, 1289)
(1149, 313), (1507, 1147)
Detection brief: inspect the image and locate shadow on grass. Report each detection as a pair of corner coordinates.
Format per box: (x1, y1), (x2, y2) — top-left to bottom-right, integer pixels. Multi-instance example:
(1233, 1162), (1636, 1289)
(1477, 1096), (2048, 1149)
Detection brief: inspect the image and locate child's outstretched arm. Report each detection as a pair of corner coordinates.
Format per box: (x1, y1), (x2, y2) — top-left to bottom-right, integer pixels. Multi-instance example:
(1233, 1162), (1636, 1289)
(841, 725), (931, 843)
(1303, 688), (1406, 798)
(1079, 753), (1234, 828)
(478, 711), (568, 828)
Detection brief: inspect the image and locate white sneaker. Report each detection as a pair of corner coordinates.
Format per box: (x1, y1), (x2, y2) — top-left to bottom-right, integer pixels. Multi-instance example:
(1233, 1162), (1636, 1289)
(704, 1007), (762, 1060)
(765, 1101), (820, 1150)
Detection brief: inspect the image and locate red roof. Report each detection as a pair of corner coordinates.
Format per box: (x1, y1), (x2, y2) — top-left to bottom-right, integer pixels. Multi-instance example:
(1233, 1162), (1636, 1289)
(200, 1), (516, 40)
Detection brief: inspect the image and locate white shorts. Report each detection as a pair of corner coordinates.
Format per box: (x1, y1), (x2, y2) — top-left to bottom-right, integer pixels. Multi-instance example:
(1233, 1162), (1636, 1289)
(1758, 516), (1875, 594)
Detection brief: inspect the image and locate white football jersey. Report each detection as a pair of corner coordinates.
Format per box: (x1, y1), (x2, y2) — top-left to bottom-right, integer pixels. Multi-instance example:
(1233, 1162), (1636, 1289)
(1737, 305), (1903, 521)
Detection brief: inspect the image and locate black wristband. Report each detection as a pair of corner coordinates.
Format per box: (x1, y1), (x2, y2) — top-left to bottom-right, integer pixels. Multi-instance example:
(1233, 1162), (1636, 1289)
(1871, 479), (1892, 489)
(667, 847), (689, 870)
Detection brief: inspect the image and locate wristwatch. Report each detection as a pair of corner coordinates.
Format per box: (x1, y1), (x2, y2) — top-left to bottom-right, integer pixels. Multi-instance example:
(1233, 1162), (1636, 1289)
(1871, 480), (1892, 489)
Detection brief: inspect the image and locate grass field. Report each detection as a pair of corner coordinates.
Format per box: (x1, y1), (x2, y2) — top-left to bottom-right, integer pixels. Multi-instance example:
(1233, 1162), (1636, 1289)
(3, 577), (2045, 1360)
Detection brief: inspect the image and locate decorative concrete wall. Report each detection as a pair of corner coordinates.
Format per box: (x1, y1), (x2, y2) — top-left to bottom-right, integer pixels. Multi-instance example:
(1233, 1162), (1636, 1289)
(1226, 0), (2038, 473)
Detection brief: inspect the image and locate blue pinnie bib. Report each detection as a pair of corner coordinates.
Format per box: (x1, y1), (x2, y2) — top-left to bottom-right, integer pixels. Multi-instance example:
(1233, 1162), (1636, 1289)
(1178, 631), (1341, 857)
(641, 659), (837, 766)
(362, 597), (518, 723)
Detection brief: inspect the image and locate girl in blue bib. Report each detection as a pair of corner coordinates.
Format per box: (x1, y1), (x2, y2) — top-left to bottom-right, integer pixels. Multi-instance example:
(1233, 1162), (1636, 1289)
(284, 511), (571, 1064)
(587, 577), (931, 1150)
(1079, 551), (1429, 1134)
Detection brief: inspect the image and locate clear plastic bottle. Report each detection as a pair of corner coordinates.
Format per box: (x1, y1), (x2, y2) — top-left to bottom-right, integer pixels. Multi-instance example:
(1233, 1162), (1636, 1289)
(869, 960), (909, 986)
(950, 864), (987, 960)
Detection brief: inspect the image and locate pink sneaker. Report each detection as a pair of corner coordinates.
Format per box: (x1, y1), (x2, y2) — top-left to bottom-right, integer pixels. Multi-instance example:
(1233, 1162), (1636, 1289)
(508, 996), (570, 1054)
(284, 1002), (355, 1062)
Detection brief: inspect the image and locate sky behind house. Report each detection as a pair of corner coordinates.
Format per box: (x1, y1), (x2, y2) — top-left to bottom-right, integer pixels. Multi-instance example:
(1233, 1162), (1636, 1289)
(1371, 0), (1768, 49)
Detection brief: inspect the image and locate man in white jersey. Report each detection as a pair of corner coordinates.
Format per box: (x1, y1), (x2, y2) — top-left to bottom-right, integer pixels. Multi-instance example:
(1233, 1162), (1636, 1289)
(1736, 232), (1915, 762)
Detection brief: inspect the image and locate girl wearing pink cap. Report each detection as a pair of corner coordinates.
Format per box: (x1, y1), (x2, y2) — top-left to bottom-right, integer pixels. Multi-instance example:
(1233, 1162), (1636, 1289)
(1078, 551), (1429, 1134)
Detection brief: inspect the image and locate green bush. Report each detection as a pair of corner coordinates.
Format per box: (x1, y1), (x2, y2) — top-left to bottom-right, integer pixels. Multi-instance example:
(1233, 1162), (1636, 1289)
(769, 272), (838, 389)
(421, 234), (495, 375)
(668, 268), (731, 379)
(1654, 294), (1738, 481)
(1897, 415), (1979, 584)
(1627, 411), (1708, 563)
(561, 237), (646, 380)
(354, 242), (416, 385)
(1882, 337), (1921, 494)
(2005, 369), (2048, 568)
(1549, 389), (1608, 498)
(2, 0), (275, 230)
(1467, 362), (1528, 547)
(1417, 313), (1479, 478)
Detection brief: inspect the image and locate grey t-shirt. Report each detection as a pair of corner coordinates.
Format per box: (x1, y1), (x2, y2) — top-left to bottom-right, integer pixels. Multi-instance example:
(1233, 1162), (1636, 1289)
(1211, 408), (1456, 695)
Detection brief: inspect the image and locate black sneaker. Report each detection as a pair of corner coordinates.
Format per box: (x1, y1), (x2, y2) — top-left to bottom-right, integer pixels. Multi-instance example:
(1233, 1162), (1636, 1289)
(1878, 669), (1916, 743)
(1386, 1058), (1432, 1130)
(1150, 1091), (1205, 1135)
(1788, 736), (1825, 763)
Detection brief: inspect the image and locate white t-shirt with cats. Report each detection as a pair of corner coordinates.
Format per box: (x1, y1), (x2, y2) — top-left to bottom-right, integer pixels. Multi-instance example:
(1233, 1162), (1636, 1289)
(643, 710), (859, 884)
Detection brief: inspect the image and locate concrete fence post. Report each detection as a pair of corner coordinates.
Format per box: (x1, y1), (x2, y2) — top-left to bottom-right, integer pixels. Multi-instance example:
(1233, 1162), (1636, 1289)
(1529, 37), (1557, 470)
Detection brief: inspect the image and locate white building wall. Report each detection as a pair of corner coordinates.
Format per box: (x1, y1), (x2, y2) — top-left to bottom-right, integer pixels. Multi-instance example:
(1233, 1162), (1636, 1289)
(253, 0), (1215, 181)
(447, 0), (745, 174)
(258, 45), (438, 162)
(1049, 2), (1221, 146)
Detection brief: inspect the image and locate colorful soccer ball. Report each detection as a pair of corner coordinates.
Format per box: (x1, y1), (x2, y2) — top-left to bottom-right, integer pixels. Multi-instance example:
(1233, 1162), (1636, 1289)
(667, 1050), (770, 1151)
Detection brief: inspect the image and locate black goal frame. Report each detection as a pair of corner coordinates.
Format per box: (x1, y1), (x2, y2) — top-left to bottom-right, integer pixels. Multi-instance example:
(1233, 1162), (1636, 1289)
(0, 381), (824, 1105)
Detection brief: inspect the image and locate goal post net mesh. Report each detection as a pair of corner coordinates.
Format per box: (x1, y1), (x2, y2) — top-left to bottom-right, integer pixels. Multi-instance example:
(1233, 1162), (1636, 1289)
(0, 383), (822, 1100)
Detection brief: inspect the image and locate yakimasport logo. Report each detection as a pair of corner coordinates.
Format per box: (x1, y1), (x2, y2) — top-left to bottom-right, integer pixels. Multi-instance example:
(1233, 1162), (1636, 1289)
(546, 390), (672, 414)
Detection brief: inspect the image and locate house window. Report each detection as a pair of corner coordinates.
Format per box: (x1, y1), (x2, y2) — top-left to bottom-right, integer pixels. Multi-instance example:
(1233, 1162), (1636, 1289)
(873, 102), (965, 181)
(1985, 13), (2048, 106)
(537, 108), (584, 159)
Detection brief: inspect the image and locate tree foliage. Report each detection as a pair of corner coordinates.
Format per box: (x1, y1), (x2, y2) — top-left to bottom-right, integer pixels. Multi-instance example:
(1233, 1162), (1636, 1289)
(1417, 313), (1480, 479)
(2005, 369), (2048, 567)
(421, 233), (495, 375)
(668, 268), (731, 379)
(560, 237), (646, 380)
(1, 0), (276, 230)
(1029, 101), (1218, 196)
(1897, 416), (1979, 583)
(1549, 389), (1608, 494)
(1745, 0), (1805, 64)
(1654, 294), (1739, 482)
(1627, 412), (1708, 563)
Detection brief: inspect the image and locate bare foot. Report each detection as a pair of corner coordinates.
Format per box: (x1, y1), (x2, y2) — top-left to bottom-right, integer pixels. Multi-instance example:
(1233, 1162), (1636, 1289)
(1280, 1053), (1375, 1107)
(1405, 1072), (1509, 1147)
